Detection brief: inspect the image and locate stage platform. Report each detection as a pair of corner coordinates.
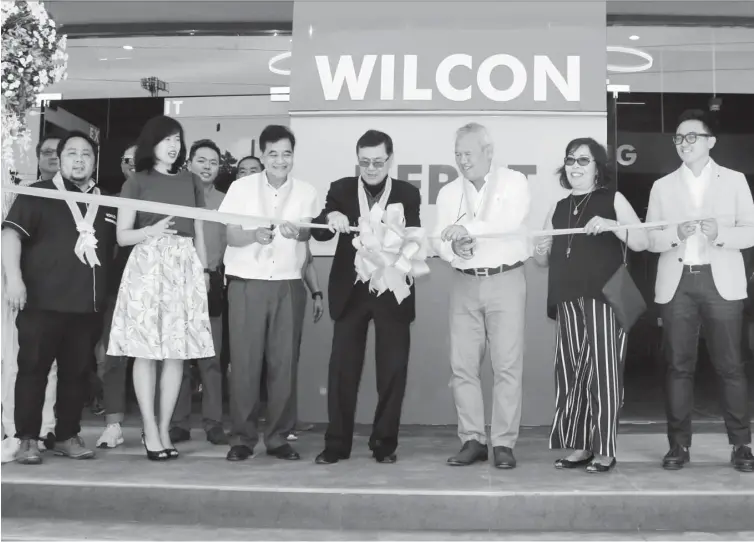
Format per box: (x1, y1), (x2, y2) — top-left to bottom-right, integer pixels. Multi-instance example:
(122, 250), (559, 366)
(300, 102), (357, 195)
(2, 424), (754, 537)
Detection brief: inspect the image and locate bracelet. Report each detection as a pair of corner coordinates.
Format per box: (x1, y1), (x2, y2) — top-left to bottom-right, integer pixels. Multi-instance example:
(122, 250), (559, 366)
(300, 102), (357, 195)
(311, 291), (323, 300)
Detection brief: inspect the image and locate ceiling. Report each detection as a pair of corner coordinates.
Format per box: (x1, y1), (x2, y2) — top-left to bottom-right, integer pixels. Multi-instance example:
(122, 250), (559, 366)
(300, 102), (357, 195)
(45, 35), (292, 99)
(45, 0), (754, 37)
(43, 24), (754, 100)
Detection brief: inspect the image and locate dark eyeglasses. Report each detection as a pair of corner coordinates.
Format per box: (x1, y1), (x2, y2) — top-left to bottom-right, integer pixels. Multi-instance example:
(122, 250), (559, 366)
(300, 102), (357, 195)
(564, 156), (592, 166)
(358, 158), (388, 169)
(121, 157), (134, 165)
(672, 133), (711, 145)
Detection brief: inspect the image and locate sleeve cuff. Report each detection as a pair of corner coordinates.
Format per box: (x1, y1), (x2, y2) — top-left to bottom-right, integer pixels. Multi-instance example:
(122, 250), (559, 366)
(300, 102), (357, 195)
(2, 220), (30, 239)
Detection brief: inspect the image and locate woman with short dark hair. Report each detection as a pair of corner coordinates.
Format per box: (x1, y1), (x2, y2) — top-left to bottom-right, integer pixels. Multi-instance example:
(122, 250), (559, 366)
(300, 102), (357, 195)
(533, 138), (648, 473)
(108, 116), (214, 461)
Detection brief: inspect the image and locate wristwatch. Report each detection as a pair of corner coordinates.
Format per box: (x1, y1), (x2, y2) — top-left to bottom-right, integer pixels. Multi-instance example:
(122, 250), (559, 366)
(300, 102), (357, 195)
(312, 291), (323, 300)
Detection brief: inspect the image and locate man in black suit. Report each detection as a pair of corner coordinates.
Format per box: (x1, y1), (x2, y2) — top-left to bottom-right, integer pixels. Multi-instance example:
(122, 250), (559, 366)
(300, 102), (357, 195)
(311, 130), (421, 465)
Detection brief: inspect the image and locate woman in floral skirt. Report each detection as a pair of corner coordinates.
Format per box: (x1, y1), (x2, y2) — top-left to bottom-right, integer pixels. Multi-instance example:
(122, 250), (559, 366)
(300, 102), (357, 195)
(108, 116), (214, 461)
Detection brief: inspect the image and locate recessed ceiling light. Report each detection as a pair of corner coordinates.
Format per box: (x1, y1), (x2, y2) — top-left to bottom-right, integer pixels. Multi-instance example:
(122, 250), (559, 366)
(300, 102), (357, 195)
(629, 35), (640, 41)
(123, 45), (133, 50)
(273, 31), (278, 37)
(99, 57), (108, 61)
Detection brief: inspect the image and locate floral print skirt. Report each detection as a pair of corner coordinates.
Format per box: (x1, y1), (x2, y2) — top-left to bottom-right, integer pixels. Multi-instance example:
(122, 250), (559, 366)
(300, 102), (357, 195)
(107, 235), (215, 361)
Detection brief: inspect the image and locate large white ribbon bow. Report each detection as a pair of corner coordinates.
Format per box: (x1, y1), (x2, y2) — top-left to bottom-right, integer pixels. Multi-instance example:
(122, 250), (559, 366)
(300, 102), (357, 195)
(352, 202), (430, 304)
(52, 173), (101, 268)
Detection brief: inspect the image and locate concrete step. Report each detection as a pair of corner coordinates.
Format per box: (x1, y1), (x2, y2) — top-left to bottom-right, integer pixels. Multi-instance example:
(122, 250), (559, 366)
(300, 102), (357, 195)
(3, 519), (754, 541)
(2, 427), (754, 533)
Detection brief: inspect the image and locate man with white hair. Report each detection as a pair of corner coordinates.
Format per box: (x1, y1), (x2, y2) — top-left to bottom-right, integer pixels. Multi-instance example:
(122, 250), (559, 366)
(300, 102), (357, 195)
(432, 123), (530, 469)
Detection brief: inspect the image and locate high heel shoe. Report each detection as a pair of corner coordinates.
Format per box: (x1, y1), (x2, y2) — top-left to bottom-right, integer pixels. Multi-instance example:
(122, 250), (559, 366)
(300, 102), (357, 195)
(164, 447), (179, 459)
(141, 431), (168, 462)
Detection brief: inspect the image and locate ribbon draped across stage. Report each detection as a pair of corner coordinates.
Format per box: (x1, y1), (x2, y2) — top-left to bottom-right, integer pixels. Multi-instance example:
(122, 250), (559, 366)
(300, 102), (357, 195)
(1, 184), (725, 302)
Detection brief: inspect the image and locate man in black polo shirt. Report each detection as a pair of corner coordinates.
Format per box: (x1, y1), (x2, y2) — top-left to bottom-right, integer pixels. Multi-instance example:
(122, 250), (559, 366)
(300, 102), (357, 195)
(1, 131), (116, 464)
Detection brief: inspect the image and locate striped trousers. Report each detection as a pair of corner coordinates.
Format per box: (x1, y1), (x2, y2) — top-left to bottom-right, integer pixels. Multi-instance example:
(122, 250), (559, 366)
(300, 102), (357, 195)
(549, 298), (627, 457)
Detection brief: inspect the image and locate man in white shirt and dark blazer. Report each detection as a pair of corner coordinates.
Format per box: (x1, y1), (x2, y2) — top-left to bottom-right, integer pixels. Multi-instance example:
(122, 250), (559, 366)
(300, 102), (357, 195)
(647, 109), (754, 473)
(432, 123), (530, 469)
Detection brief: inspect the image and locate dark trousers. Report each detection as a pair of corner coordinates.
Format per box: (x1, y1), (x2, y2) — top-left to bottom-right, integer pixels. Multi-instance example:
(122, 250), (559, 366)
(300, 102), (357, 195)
(99, 294), (127, 423)
(325, 283), (411, 456)
(15, 309), (101, 441)
(227, 278), (306, 450)
(171, 316), (224, 432)
(661, 266), (751, 447)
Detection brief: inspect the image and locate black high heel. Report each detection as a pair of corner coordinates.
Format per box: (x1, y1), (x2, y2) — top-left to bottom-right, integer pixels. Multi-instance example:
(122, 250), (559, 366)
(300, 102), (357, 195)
(141, 431), (168, 461)
(164, 447), (179, 459)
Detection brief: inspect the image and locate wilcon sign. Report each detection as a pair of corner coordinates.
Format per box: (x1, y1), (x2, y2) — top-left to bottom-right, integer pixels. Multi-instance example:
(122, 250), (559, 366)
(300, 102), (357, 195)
(290, 2), (606, 113)
(315, 54), (581, 104)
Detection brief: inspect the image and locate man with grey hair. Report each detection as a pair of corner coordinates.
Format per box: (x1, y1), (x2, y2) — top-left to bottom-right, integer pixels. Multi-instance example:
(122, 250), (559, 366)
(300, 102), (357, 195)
(432, 123), (530, 469)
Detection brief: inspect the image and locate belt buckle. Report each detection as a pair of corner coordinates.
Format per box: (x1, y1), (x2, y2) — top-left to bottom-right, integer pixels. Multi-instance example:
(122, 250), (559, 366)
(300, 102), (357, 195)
(475, 268), (489, 277)
(688, 265), (701, 275)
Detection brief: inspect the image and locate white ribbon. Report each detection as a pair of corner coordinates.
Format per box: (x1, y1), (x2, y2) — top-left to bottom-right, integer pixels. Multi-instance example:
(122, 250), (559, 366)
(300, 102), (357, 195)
(51, 173), (101, 268)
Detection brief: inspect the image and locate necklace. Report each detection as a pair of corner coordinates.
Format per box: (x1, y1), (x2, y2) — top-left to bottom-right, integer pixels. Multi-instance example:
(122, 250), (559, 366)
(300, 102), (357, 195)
(572, 192), (591, 215)
(566, 191), (593, 258)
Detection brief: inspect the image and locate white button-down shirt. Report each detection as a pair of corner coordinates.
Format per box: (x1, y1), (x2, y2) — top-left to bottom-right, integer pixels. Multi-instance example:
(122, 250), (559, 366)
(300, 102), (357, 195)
(432, 167), (530, 269)
(219, 171), (320, 281)
(681, 159), (712, 265)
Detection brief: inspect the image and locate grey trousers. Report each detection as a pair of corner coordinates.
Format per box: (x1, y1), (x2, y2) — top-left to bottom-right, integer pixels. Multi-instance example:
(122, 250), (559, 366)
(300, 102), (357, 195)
(170, 316), (224, 432)
(449, 266), (526, 448)
(228, 278), (306, 450)
(99, 294), (127, 424)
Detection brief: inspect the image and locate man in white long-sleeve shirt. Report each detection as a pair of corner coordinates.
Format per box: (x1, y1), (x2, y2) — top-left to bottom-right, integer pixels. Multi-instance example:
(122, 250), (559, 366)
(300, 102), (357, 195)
(432, 123), (530, 469)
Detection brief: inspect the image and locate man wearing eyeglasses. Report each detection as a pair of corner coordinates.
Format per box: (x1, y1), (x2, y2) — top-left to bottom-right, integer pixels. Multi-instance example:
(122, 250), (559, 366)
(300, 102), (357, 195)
(431, 123), (530, 469)
(120, 144), (136, 182)
(646, 109), (754, 473)
(310, 130), (420, 465)
(1, 133), (63, 462)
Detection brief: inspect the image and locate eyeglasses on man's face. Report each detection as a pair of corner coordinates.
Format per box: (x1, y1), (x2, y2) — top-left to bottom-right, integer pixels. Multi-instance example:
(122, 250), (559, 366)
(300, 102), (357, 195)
(564, 156), (592, 167)
(672, 133), (711, 145)
(121, 157), (134, 166)
(358, 158), (388, 169)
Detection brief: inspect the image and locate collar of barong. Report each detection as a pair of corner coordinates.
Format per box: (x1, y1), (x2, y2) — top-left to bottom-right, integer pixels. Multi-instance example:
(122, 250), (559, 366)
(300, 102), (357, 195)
(51, 173), (101, 268)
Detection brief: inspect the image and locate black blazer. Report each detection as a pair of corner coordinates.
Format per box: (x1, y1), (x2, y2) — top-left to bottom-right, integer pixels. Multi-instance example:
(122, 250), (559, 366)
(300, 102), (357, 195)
(311, 177), (421, 322)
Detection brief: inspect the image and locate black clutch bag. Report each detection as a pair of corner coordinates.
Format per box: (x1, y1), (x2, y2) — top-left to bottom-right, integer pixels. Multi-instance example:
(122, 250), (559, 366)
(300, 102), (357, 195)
(601, 231), (646, 331)
(207, 269), (225, 318)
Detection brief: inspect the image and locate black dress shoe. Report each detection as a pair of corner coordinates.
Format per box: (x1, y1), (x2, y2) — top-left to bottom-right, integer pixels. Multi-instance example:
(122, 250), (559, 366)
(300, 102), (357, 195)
(168, 427), (191, 444)
(586, 457), (616, 473)
(206, 426), (228, 445)
(226, 445), (253, 461)
(315, 449), (348, 464)
(732, 445), (754, 473)
(554, 453), (594, 469)
(447, 440), (488, 466)
(662, 444), (690, 470)
(267, 443), (300, 460)
(492, 446), (516, 469)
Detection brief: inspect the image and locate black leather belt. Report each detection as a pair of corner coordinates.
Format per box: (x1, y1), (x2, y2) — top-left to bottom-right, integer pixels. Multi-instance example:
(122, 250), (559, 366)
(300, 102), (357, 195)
(457, 261), (524, 277)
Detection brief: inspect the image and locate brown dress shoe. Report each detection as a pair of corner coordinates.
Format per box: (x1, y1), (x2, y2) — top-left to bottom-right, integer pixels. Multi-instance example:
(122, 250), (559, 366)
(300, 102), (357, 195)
(447, 439), (488, 466)
(54, 436), (95, 459)
(15, 439), (42, 465)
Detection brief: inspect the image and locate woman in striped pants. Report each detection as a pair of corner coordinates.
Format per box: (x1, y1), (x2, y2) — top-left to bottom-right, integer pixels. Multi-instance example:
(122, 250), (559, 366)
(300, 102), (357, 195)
(533, 138), (648, 473)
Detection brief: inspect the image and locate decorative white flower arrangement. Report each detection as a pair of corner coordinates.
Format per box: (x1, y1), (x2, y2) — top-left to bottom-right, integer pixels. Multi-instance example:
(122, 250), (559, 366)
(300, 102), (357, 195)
(1, 1), (68, 189)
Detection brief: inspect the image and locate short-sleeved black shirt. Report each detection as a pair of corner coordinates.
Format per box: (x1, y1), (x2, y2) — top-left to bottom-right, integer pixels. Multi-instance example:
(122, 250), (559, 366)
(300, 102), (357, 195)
(119, 169), (205, 238)
(2, 179), (117, 313)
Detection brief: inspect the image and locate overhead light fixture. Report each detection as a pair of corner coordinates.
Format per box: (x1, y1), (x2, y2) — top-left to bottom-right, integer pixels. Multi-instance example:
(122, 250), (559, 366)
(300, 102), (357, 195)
(629, 35), (640, 41)
(606, 46), (653, 73)
(270, 86), (290, 102)
(99, 57), (108, 61)
(268, 51), (292, 76)
(123, 45), (133, 50)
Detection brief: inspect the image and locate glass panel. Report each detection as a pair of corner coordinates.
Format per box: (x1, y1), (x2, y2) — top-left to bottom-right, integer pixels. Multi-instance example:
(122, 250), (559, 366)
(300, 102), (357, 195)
(608, 25), (754, 421)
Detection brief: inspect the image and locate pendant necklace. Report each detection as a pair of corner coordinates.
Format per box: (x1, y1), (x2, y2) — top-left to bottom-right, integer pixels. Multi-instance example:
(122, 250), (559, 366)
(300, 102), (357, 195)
(566, 191), (593, 258)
